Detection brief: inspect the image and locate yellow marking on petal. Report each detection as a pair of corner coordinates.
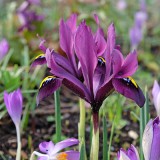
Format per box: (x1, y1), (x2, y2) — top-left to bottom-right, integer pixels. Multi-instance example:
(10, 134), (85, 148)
(56, 152), (68, 160)
(128, 76), (138, 88)
(35, 54), (45, 60)
(98, 56), (106, 63)
(39, 76), (56, 89)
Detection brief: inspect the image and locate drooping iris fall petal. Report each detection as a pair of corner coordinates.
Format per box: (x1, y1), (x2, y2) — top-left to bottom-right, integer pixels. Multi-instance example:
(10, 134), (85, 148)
(112, 78), (145, 107)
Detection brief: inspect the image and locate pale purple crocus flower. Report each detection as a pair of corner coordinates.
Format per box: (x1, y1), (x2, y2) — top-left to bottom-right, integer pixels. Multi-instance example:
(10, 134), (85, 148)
(30, 138), (80, 160)
(129, 25), (143, 50)
(152, 80), (160, 116)
(0, 39), (9, 61)
(129, 0), (147, 50)
(117, 145), (140, 160)
(4, 89), (23, 126)
(4, 88), (23, 160)
(17, 0), (44, 32)
(142, 117), (160, 160)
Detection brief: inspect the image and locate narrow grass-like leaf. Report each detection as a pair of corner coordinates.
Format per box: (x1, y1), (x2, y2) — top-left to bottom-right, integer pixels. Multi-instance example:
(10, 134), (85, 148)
(108, 117), (116, 160)
(103, 115), (108, 160)
(54, 89), (61, 142)
(144, 87), (149, 126)
(80, 139), (86, 160)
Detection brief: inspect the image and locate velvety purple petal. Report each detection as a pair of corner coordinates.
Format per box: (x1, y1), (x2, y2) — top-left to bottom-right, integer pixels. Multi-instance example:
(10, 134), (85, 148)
(75, 22), (97, 94)
(0, 39), (9, 60)
(95, 80), (114, 109)
(152, 80), (160, 114)
(105, 23), (116, 58)
(46, 49), (91, 102)
(39, 141), (54, 155)
(4, 89), (23, 125)
(59, 19), (77, 75)
(150, 117), (160, 160)
(112, 49), (123, 76)
(37, 76), (62, 104)
(142, 119), (153, 160)
(65, 151), (80, 160)
(94, 28), (107, 56)
(127, 145), (140, 160)
(116, 50), (138, 78)
(66, 14), (77, 33)
(51, 138), (79, 155)
(30, 54), (46, 69)
(112, 78), (145, 107)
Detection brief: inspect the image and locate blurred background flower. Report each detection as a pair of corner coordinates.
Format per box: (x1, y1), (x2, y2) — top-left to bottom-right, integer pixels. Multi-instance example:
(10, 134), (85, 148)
(0, 38), (9, 61)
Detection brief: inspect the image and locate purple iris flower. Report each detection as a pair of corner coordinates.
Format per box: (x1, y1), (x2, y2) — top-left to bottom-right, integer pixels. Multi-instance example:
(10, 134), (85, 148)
(17, 0), (44, 32)
(0, 39), (9, 61)
(31, 14), (145, 130)
(152, 80), (160, 116)
(117, 145), (140, 160)
(30, 138), (80, 160)
(4, 89), (23, 126)
(142, 117), (160, 160)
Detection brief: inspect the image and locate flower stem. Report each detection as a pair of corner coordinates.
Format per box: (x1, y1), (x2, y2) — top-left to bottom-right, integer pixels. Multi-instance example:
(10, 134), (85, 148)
(54, 89), (61, 142)
(78, 99), (87, 160)
(90, 112), (99, 160)
(103, 115), (108, 160)
(15, 124), (21, 160)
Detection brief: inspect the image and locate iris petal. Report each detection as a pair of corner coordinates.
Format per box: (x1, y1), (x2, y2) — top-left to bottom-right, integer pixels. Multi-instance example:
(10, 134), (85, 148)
(30, 54), (46, 68)
(37, 76), (62, 104)
(112, 78), (145, 107)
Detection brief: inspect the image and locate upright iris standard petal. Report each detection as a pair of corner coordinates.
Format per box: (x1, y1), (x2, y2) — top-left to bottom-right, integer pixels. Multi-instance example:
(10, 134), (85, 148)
(59, 17), (78, 76)
(115, 50), (138, 78)
(112, 77), (145, 107)
(75, 22), (97, 95)
(117, 145), (140, 160)
(66, 14), (77, 33)
(152, 80), (160, 115)
(4, 89), (23, 126)
(0, 39), (9, 60)
(104, 23), (116, 80)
